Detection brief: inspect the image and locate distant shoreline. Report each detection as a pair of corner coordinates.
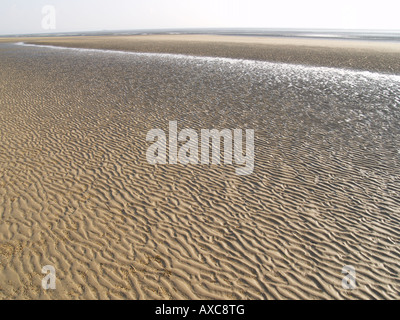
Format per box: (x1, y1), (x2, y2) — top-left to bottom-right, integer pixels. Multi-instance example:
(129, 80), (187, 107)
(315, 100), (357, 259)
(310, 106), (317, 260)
(2, 28), (400, 42)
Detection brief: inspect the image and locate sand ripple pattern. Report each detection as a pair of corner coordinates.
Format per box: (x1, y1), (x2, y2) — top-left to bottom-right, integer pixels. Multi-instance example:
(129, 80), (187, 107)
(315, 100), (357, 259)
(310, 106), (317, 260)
(0, 43), (400, 299)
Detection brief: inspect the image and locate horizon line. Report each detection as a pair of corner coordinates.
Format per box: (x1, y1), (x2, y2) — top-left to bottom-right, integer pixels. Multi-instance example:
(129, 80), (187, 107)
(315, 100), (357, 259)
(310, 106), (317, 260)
(2, 27), (400, 38)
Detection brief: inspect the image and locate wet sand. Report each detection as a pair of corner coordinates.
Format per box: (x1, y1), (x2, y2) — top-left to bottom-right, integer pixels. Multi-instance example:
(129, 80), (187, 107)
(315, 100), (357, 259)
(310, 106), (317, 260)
(0, 36), (400, 299)
(2, 34), (400, 73)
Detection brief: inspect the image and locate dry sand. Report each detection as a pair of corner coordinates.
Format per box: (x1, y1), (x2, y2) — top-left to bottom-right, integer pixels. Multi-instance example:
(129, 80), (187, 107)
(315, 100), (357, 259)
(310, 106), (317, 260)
(0, 35), (400, 299)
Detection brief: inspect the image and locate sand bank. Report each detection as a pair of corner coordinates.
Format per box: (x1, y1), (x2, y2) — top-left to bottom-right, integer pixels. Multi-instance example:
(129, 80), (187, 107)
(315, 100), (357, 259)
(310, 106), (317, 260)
(2, 34), (400, 73)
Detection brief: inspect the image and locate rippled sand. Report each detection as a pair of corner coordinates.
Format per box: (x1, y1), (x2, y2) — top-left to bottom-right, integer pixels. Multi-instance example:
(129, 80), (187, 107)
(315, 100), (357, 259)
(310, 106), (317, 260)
(0, 39), (400, 299)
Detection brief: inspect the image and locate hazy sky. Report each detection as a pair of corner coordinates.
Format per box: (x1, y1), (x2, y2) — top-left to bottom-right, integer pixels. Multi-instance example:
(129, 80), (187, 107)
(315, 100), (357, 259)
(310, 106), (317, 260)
(1, 0), (400, 35)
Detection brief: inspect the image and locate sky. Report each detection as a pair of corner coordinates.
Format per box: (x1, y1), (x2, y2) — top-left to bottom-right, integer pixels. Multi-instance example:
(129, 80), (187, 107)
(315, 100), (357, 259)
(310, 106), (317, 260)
(1, 0), (400, 35)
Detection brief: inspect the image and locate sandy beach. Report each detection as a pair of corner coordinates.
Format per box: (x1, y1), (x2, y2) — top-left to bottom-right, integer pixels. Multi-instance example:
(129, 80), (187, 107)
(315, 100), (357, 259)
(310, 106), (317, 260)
(0, 35), (400, 299)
